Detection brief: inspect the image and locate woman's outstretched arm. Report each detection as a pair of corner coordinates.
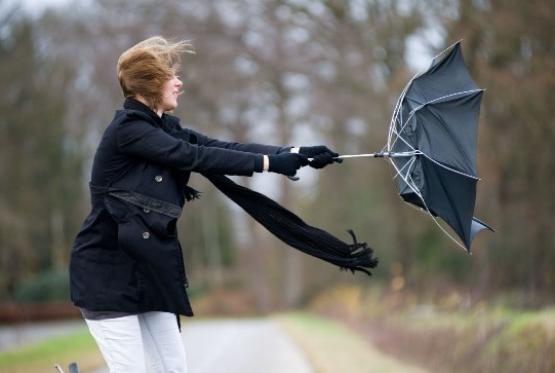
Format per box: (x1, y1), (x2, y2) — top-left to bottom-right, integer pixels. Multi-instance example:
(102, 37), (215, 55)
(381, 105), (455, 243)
(116, 116), (263, 176)
(164, 115), (292, 154)
(116, 114), (308, 176)
(180, 127), (293, 154)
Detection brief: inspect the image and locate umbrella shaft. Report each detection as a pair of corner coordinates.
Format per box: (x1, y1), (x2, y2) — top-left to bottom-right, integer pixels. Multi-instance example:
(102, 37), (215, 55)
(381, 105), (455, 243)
(333, 152), (416, 159)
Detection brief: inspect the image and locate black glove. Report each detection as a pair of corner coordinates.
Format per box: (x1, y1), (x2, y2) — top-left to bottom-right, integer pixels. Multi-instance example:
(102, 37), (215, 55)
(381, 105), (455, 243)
(268, 153), (309, 176)
(299, 145), (342, 169)
(298, 145), (336, 157)
(309, 153), (343, 169)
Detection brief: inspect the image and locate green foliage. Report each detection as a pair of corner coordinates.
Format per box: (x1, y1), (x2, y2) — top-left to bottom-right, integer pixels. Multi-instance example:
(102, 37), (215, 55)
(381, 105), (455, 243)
(0, 8), (84, 300)
(13, 269), (69, 303)
(413, 228), (470, 282)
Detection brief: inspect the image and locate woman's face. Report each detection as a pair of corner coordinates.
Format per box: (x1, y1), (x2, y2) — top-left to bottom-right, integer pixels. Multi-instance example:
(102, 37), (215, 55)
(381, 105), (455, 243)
(159, 75), (184, 112)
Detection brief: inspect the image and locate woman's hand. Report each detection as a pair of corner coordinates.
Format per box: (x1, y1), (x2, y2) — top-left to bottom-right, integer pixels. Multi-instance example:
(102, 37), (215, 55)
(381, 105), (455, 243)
(268, 153), (309, 176)
(297, 145), (343, 169)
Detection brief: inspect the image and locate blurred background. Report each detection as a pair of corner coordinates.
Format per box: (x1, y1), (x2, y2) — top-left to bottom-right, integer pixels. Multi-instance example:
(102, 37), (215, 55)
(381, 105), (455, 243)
(0, 0), (553, 372)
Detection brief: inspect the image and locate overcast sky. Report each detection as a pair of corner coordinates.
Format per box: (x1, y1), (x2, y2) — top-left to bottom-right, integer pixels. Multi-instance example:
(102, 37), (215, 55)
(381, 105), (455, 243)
(2, 0), (74, 18)
(5, 0), (438, 72)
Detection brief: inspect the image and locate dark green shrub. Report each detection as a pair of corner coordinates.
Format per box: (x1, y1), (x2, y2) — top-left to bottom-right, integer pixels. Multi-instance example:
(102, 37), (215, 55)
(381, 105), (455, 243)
(14, 269), (70, 302)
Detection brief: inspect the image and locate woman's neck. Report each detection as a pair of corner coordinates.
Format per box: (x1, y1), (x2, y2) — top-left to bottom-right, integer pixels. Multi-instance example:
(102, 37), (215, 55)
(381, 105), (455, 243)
(133, 95), (163, 117)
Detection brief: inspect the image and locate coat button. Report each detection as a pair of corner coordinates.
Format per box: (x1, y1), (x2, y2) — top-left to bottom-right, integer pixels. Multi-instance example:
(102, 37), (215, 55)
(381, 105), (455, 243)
(154, 175), (163, 182)
(142, 231), (150, 239)
(143, 208), (150, 213)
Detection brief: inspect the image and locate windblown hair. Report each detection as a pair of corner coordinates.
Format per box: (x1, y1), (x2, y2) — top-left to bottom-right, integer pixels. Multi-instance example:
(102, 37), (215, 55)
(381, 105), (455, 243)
(117, 36), (195, 110)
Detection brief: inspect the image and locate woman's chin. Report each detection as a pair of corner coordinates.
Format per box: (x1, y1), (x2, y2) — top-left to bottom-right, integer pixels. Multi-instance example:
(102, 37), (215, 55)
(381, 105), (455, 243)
(164, 102), (178, 112)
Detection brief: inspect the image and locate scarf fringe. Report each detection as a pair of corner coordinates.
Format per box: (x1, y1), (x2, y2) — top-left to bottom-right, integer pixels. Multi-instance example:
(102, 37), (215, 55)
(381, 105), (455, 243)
(183, 186), (202, 202)
(338, 229), (379, 276)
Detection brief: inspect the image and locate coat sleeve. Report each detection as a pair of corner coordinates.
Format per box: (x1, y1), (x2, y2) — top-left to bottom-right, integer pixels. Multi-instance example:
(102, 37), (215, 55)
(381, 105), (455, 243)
(164, 114), (292, 154)
(115, 118), (263, 176)
(198, 131), (291, 154)
(185, 127), (292, 155)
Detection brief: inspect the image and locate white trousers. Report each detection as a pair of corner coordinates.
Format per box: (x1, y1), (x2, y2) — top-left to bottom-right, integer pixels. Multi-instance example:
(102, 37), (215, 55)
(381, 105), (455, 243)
(84, 311), (188, 373)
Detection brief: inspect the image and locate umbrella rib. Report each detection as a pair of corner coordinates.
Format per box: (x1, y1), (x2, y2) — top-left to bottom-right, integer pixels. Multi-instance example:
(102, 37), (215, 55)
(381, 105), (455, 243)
(388, 91), (482, 181)
(389, 120), (419, 154)
(387, 39), (464, 151)
(429, 39), (462, 67)
(419, 153), (480, 180)
(392, 154), (416, 181)
(391, 89), (482, 150)
(408, 89), (484, 115)
(387, 157), (470, 252)
(393, 132), (480, 180)
(389, 88), (483, 152)
(389, 118), (479, 180)
(390, 99), (419, 151)
(387, 71), (418, 150)
(425, 207), (470, 252)
(388, 102), (416, 151)
(405, 157), (417, 180)
(388, 155), (422, 200)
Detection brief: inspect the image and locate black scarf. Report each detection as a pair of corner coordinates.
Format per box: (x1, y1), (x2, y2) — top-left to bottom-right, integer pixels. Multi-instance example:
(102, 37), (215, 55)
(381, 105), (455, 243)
(183, 175), (378, 276)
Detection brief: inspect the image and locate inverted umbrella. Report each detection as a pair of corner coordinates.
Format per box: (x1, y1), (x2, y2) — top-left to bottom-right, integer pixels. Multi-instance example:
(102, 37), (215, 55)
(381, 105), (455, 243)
(179, 41), (488, 279)
(336, 41), (493, 252)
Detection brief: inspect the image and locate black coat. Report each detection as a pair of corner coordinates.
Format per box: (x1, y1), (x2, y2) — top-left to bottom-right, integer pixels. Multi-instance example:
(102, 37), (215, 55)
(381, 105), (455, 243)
(69, 97), (290, 319)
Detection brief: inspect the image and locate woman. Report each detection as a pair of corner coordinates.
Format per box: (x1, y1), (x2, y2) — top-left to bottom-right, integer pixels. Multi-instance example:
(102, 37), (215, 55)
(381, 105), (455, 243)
(69, 36), (340, 372)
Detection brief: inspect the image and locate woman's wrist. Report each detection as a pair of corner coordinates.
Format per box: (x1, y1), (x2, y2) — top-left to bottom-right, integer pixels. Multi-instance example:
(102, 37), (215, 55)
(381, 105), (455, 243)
(255, 154), (270, 172)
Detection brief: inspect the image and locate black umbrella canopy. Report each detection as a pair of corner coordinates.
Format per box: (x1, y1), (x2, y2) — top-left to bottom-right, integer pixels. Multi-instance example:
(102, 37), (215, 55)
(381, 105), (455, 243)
(388, 41), (493, 251)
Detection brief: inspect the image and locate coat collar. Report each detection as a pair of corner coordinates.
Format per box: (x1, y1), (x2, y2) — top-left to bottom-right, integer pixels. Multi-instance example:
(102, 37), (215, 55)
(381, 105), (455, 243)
(123, 96), (166, 127)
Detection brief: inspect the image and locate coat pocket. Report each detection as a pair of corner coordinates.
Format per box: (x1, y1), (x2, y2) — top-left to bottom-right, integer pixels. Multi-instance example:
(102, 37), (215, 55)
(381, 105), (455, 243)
(118, 206), (177, 257)
(105, 190), (180, 238)
(116, 205), (179, 262)
(104, 190), (182, 274)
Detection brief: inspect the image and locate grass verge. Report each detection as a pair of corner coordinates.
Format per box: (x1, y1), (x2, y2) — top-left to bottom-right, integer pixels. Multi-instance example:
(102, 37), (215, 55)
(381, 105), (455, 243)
(308, 284), (555, 373)
(272, 311), (428, 373)
(0, 327), (104, 373)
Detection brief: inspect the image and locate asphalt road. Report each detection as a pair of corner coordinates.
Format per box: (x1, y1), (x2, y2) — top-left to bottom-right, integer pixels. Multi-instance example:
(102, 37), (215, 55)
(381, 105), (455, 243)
(181, 318), (313, 373)
(91, 318), (313, 373)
